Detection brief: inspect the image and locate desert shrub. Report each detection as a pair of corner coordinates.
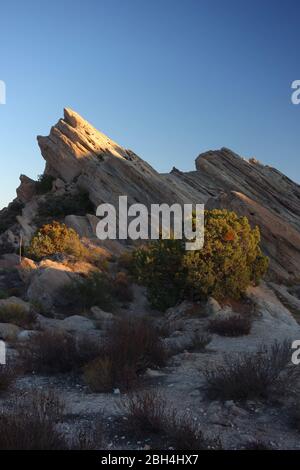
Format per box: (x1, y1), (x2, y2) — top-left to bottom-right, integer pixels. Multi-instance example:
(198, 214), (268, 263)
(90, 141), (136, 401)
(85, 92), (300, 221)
(27, 221), (86, 260)
(166, 412), (221, 450)
(0, 389), (66, 450)
(0, 364), (18, 393)
(118, 251), (134, 270)
(131, 210), (269, 311)
(121, 390), (221, 449)
(71, 418), (106, 450)
(204, 341), (293, 400)
(36, 189), (94, 221)
(0, 303), (36, 329)
(183, 210), (269, 300)
(83, 357), (115, 393)
(121, 390), (169, 434)
(0, 388), (105, 450)
(35, 174), (55, 194)
(0, 200), (24, 234)
(84, 317), (166, 392)
(190, 331), (212, 351)
(208, 314), (252, 337)
(131, 239), (186, 311)
(112, 272), (134, 303)
(22, 330), (102, 374)
(64, 271), (115, 312)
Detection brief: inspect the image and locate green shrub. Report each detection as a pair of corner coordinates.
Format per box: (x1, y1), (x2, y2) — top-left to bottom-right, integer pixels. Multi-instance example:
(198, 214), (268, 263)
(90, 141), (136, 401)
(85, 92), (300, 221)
(131, 210), (269, 311)
(36, 189), (94, 222)
(27, 221), (85, 260)
(131, 239), (186, 311)
(0, 303), (36, 329)
(64, 271), (115, 312)
(35, 174), (55, 195)
(183, 210), (269, 301)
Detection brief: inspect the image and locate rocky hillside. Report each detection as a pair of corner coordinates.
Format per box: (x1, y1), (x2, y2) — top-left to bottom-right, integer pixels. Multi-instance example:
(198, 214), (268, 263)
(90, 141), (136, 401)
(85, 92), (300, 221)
(1, 109), (300, 450)
(1, 108), (300, 282)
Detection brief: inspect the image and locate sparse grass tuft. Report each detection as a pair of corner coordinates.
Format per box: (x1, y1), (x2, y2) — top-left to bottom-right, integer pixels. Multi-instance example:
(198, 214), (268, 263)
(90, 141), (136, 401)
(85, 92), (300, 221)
(121, 389), (221, 450)
(204, 340), (293, 400)
(0, 364), (18, 393)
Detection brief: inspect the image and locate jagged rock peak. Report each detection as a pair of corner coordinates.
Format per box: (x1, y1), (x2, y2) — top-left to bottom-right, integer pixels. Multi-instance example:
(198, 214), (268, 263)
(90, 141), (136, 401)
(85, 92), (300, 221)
(37, 108), (134, 183)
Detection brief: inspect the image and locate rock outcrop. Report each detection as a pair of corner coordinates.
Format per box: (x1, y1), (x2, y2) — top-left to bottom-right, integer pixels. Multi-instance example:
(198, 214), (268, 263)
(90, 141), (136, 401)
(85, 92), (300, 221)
(37, 108), (193, 208)
(1, 108), (300, 283)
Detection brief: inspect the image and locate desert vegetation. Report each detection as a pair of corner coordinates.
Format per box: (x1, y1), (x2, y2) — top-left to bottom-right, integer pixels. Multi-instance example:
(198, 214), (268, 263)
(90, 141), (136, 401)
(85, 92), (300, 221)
(208, 314), (252, 337)
(35, 188), (94, 223)
(121, 390), (221, 450)
(204, 340), (293, 400)
(83, 317), (166, 392)
(64, 270), (115, 312)
(27, 221), (86, 260)
(131, 210), (269, 311)
(0, 302), (36, 329)
(22, 330), (102, 375)
(35, 174), (55, 195)
(0, 389), (105, 450)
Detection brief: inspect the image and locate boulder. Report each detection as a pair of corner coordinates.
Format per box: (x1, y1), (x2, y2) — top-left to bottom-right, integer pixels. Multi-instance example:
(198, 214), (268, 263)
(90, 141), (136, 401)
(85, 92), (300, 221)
(0, 253), (20, 269)
(27, 263), (76, 310)
(59, 315), (95, 332)
(17, 329), (39, 342)
(90, 306), (114, 329)
(205, 297), (222, 316)
(37, 314), (96, 337)
(16, 175), (36, 203)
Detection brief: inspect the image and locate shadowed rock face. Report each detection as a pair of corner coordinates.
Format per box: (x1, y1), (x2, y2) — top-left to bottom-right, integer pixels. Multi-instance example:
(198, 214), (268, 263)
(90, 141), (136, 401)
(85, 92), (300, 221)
(3, 108), (300, 282)
(167, 148), (300, 281)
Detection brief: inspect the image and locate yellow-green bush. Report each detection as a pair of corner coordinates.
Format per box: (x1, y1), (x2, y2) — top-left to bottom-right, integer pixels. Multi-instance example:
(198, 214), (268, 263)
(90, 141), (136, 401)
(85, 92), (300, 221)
(27, 221), (85, 260)
(183, 210), (269, 301)
(131, 210), (269, 311)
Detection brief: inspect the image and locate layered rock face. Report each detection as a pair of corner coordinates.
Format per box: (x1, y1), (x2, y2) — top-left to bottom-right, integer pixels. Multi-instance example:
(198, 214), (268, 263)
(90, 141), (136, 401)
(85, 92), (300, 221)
(1, 108), (300, 282)
(37, 108), (195, 207)
(167, 148), (300, 281)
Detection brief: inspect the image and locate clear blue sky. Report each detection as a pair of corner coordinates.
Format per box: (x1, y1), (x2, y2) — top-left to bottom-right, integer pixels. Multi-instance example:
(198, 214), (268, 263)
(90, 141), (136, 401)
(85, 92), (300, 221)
(0, 0), (299, 209)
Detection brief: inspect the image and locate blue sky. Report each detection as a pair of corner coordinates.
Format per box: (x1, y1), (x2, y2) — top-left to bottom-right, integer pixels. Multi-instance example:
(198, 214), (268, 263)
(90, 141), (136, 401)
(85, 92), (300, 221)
(0, 0), (299, 209)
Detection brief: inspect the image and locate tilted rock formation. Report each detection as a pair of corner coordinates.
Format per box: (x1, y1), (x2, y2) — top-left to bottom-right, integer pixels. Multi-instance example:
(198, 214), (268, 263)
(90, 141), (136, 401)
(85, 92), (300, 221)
(167, 148), (300, 281)
(37, 108), (196, 207)
(1, 108), (300, 283)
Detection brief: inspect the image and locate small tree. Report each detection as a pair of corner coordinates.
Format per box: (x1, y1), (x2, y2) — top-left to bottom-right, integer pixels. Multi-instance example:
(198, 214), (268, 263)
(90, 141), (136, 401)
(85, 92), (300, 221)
(131, 239), (186, 311)
(131, 210), (269, 311)
(184, 210), (268, 300)
(27, 221), (85, 260)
